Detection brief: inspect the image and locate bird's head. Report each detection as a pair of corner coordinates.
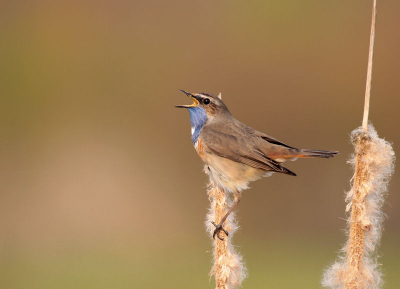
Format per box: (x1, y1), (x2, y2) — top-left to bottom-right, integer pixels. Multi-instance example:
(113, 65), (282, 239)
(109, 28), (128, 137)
(176, 90), (231, 143)
(175, 90), (230, 117)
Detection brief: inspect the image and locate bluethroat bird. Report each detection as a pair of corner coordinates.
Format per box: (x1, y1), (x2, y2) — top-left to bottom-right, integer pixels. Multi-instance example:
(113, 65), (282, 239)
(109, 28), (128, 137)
(176, 90), (338, 240)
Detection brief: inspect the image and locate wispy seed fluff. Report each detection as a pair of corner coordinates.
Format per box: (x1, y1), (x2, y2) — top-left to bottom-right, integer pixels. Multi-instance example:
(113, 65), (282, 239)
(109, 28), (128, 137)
(322, 124), (395, 289)
(206, 180), (247, 289)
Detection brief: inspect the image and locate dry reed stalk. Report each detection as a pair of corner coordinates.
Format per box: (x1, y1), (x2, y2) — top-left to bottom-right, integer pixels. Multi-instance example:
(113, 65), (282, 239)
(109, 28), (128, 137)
(323, 1), (395, 288)
(206, 181), (247, 289)
(362, 0), (377, 130)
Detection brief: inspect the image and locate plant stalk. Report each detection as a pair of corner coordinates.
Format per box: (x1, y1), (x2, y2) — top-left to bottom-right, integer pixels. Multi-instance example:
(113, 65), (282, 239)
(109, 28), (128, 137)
(362, 0), (377, 130)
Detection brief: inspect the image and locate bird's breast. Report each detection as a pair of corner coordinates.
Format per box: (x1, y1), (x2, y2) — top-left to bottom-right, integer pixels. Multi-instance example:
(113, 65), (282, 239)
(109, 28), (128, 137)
(194, 138), (206, 161)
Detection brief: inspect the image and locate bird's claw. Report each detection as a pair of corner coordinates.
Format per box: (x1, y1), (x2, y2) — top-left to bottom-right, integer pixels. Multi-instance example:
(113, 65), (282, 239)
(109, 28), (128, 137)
(211, 222), (229, 241)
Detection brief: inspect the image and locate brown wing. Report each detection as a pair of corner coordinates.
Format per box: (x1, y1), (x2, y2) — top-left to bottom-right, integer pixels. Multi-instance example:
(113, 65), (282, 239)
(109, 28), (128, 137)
(253, 130), (338, 159)
(252, 130), (302, 160)
(201, 122), (296, 176)
(254, 130), (295, 148)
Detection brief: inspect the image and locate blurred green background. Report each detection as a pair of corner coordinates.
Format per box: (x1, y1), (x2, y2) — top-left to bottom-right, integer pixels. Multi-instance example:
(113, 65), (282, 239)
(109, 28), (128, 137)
(0, 1), (399, 288)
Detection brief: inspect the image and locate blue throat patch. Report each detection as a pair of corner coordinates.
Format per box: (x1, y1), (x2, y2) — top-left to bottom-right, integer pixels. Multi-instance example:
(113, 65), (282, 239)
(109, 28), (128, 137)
(188, 106), (208, 144)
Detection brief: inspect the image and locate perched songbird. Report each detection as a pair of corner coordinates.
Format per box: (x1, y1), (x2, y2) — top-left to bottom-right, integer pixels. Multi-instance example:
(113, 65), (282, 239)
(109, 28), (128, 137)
(176, 90), (338, 240)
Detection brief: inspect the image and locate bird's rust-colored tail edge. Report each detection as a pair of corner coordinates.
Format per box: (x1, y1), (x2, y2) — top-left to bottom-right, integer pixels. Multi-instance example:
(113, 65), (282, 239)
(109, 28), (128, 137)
(297, 149), (339, 158)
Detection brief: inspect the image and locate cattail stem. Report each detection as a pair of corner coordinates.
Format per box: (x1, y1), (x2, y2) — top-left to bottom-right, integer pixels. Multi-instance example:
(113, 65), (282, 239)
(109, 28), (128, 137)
(322, 1), (395, 288)
(347, 2), (377, 285)
(206, 182), (247, 289)
(362, 0), (377, 130)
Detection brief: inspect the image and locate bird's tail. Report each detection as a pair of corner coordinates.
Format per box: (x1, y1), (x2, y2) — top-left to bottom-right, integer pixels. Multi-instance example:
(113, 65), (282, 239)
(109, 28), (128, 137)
(297, 149), (339, 158)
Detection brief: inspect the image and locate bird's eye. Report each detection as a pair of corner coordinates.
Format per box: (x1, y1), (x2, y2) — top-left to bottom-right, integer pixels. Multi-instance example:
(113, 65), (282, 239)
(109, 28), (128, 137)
(203, 98), (211, 105)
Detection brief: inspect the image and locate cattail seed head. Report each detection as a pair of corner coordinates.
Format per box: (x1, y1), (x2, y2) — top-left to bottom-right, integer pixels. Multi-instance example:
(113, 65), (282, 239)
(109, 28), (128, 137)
(206, 179), (247, 289)
(322, 125), (395, 289)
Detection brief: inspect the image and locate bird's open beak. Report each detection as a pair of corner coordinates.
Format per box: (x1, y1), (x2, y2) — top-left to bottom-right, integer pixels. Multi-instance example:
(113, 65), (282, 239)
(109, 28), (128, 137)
(175, 90), (200, 108)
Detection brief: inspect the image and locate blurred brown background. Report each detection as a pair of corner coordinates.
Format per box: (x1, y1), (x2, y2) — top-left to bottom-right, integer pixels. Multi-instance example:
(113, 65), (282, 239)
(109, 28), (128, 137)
(0, 1), (399, 288)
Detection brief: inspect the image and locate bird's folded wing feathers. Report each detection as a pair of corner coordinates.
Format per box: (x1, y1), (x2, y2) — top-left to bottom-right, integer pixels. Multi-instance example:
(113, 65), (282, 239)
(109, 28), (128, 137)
(201, 125), (296, 175)
(253, 130), (295, 149)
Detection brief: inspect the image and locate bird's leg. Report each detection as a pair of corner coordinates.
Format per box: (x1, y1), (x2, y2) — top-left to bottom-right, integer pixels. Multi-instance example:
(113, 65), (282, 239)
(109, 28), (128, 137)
(212, 191), (241, 241)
